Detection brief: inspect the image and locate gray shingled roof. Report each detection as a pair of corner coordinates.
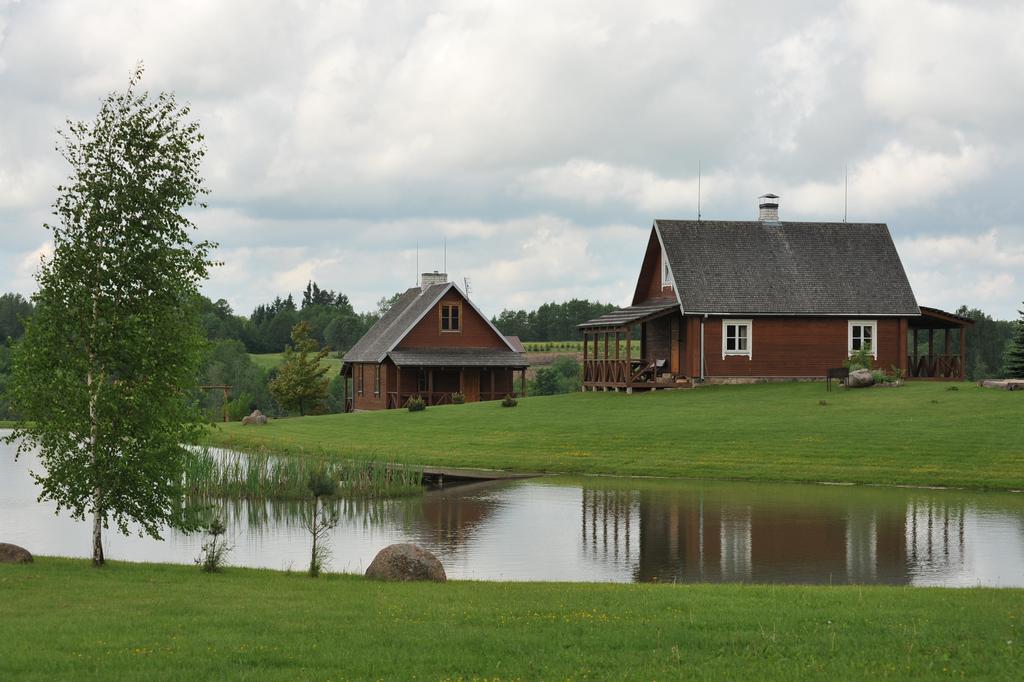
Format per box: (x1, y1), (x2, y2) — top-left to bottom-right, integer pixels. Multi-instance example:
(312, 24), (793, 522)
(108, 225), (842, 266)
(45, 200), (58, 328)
(579, 299), (678, 329)
(656, 221), (920, 316)
(388, 348), (528, 368)
(342, 283), (450, 363)
(343, 282), (519, 364)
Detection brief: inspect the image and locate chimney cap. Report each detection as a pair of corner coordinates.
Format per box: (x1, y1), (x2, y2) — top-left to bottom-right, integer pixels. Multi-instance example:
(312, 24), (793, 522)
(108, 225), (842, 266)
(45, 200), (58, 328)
(759, 193), (779, 200)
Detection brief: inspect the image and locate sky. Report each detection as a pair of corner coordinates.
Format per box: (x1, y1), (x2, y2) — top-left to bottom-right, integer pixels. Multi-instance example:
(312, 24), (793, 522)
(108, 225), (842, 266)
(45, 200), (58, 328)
(1, 0), (1023, 319)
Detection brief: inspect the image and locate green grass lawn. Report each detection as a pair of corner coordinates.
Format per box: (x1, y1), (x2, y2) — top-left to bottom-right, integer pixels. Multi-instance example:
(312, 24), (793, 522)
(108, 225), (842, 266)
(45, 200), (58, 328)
(1, 558), (1020, 679)
(248, 352), (343, 374)
(207, 381), (1024, 490)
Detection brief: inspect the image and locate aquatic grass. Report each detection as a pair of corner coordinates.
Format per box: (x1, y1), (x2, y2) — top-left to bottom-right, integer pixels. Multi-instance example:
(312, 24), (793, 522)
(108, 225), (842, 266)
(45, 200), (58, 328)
(183, 447), (423, 501)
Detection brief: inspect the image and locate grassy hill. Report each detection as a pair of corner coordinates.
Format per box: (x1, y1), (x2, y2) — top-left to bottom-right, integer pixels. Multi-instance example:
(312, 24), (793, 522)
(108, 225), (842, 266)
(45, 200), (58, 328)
(207, 381), (1024, 490)
(2, 558), (1020, 679)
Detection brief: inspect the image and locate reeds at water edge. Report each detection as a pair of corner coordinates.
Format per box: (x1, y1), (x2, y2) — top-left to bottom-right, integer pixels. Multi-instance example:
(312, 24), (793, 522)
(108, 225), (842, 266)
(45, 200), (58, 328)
(183, 448), (424, 501)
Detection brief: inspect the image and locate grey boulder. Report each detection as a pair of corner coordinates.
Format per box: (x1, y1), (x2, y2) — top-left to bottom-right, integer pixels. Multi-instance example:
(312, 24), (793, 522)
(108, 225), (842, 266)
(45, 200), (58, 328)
(0, 543), (33, 564)
(241, 409), (268, 426)
(847, 368), (875, 388)
(365, 543), (446, 582)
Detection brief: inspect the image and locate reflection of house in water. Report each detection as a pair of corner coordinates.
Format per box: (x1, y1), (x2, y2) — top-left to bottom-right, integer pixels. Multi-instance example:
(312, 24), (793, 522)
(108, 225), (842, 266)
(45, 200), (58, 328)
(580, 486), (970, 585)
(401, 481), (507, 552)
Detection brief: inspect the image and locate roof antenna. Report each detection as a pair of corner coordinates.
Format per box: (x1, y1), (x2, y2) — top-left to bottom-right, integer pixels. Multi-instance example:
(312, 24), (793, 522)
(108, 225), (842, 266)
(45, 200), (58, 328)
(843, 164), (848, 223)
(416, 240), (420, 286)
(697, 160), (702, 222)
(443, 236), (447, 274)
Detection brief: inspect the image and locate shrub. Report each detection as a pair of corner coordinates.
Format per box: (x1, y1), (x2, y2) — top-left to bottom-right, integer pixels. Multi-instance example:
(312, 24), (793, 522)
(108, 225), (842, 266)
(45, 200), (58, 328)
(844, 346), (874, 371)
(452, 392), (465, 405)
(501, 395), (518, 408)
(407, 395), (426, 412)
(195, 517), (231, 573)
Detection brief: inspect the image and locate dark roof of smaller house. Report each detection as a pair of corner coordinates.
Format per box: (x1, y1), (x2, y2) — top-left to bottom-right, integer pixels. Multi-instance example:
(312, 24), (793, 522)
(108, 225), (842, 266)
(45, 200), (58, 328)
(342, 284), (449, 363)
(343, 282), (518, 364)
(388, 348), (529, 368)
(579, 298), (678, 329)
(655, 220), (920, 316)
(505, 335), (526, 353)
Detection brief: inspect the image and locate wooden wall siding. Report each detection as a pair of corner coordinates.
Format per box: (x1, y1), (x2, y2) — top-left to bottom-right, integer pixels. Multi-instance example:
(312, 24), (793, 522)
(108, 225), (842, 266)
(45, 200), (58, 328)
(354, 362), (387, 410)
(632, 228), (674, 305)
(463, 369), (480, 402)
(699, 317), (903, 377)
(645, 316), (674, 372)
(398, 288), (508, 349)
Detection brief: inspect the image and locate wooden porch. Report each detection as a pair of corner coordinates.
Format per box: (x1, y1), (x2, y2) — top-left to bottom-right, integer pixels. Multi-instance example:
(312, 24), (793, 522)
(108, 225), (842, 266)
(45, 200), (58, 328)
(906, 307), (972, 380)
(579, 299), (688, 392)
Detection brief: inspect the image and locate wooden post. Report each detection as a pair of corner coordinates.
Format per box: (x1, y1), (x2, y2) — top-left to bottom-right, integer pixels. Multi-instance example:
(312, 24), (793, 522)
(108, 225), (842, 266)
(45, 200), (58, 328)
(396, 366), (402, 408)
(520, 368), (526, 397)
(428, 369), (434, 405)
(625, 323), (632, 392)
(604, 332), (609, 360)
(490, 370), (496, 401)
(959, 325), (967, 380)
(342, 366), (348, 412)
(582, 330), (588, 390)
(459, 368), (464, 395)
(913, 327), (919, 366)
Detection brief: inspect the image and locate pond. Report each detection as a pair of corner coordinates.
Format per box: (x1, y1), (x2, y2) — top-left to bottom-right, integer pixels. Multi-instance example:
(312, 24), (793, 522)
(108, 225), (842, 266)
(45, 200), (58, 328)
(3, 432), (1023, 586)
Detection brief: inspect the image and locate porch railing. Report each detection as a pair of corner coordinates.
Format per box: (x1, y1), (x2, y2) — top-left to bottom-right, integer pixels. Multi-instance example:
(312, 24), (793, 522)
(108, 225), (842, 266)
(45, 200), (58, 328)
(386, 391), (521, 408)
(907, 354), (963, 379)
(583, 358), (664, 387)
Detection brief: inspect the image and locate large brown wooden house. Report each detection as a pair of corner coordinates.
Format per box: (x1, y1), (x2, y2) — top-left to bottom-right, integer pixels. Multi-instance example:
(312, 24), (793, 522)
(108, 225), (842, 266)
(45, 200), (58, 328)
(580, 194), (971, 390)
(341, 272), (528, 411)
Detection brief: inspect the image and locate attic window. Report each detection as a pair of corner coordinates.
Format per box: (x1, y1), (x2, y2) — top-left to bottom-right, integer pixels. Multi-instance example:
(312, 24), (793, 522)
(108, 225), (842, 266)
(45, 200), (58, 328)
(661, 248), (672, 288)
(722, 319), (752, 359)
(440, 303), (461, 332)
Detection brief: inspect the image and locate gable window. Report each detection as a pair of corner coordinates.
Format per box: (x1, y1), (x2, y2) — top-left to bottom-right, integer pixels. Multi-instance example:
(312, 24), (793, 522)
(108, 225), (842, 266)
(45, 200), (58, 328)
(722, 319), (752, 359)
(849, 320), (878, 358)
(661, 248), (672, 288)
(374, 365), (381, 396)
(440, 302), (461, 332)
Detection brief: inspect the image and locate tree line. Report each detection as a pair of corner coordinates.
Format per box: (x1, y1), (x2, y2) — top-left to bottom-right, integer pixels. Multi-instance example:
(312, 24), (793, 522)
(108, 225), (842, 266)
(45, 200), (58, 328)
(491, 299), (619, 342)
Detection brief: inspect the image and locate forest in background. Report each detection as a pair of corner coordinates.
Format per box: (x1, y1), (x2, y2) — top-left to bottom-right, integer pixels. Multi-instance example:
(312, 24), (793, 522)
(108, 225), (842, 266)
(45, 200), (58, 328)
(1, 289), (1020, 421)
(0, 285), (618, 419)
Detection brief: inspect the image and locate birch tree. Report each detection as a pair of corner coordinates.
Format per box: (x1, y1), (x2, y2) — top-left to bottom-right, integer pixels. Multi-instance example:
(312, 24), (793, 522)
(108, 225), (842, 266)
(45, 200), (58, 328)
(4, 65), (215, 566)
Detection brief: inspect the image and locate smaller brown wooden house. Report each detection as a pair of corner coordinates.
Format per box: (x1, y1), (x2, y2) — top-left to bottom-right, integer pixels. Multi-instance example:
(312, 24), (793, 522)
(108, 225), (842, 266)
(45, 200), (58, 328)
(341, 273), (528, 411)
(579, 194), (972, 390)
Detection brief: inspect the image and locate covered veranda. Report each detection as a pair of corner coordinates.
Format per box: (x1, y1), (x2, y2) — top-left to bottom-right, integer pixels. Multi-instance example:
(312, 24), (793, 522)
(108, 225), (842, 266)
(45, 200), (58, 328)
(385, 349), (528, 408)
(578, 299), (685, 392)
(907, 307), (973, 380)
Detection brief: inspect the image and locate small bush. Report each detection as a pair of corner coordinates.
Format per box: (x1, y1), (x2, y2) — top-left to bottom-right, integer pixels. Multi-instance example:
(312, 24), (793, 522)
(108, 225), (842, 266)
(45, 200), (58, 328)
(946, 385), (960, 391)
(819, 400), (828, 406)
(844, 346), (875, 371)
(407, 395), (426, 412)
(195, 517), (231, 573)
(452, 392), (465, 404)
(501, 395), (518, 408)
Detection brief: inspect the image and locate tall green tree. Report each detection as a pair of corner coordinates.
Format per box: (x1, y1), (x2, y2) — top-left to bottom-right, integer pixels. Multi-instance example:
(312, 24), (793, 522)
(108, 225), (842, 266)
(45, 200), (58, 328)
(268, 321), (331, 416)
(4, 66), (215, 566)
(1005, 302), (1024, 378)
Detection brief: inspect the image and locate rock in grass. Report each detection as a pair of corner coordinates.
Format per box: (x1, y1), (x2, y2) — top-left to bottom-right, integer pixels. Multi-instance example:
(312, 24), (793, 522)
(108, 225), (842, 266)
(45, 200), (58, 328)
(0, 543), (33, 564)
(241, 409), (268, 426)
(847, 368), (875, 388)
(365, 543), (446, 582)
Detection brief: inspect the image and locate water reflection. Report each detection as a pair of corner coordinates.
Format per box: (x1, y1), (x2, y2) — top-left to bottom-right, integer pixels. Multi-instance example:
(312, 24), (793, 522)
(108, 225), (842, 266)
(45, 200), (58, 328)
(3, 434), (1023, 586)
(576, 484), (1023, 586)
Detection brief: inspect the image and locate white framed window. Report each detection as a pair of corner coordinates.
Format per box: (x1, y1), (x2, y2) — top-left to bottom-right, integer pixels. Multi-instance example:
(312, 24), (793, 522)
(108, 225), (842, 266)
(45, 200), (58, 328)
(722, 319), (752, 359)
(848, 320), (878, 358)
(661, 248), (672, 288)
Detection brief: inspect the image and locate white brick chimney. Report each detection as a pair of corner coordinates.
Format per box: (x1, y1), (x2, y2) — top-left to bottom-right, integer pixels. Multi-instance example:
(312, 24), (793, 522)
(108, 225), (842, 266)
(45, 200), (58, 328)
(758, 193), (780, 222)
(420, 271), (448, 288)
